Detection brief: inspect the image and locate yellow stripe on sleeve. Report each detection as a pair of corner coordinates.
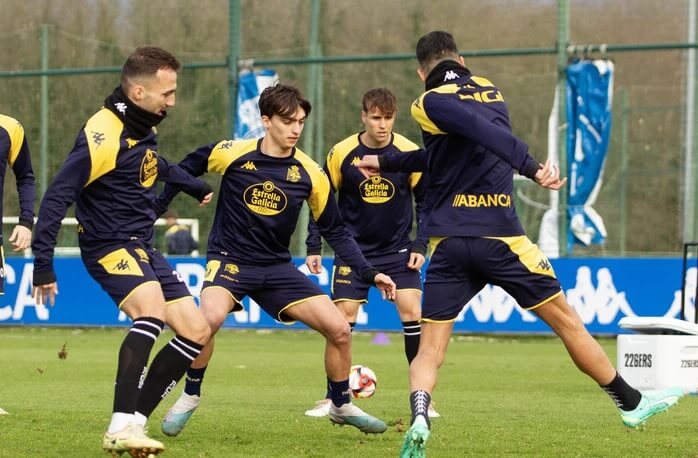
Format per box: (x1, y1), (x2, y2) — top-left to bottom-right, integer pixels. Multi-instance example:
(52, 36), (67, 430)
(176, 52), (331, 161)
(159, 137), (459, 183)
(0, 114), (25, 167)
(208, 138), (258, 175)
(294, 149), (330, 220)
(325, 134), (359, 190)
(84, 109), (124, 185)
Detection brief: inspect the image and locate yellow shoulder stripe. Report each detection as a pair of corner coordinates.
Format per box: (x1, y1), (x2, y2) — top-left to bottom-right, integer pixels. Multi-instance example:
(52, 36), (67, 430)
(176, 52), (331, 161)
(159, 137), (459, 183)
(325, 134), (359, 190)
(294, 148), (330, 220)
(0, 114), (25, 167)
(208, 138), (257, 174)
(470, 75), (495, 87)
(392, 133), (423, 189)
(411, 85), (459, 136)
(85, 108), (124, 185)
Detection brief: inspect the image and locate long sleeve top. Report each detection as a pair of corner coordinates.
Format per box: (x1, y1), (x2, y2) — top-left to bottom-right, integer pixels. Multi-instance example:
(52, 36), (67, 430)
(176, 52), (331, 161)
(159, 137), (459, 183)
(0, 114), (35, 233)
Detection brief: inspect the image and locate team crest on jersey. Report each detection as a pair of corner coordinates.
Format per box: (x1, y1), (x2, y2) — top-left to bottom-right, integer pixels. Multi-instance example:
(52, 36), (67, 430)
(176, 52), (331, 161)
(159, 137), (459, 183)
(243, 181), (288, 216)
(286, 165), (301, 183)
(338, 266), (352, 276)
(140, 149), (158, 188)
(359, 176), (394, 204)
(224, 263), (239, 275)
(134, 248), (149, 262)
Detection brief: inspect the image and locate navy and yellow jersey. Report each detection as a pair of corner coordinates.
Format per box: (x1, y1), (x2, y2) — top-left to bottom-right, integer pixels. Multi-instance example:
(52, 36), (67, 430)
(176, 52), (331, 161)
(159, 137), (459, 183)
(389, 66), (540, 238)
(0, 115), (36, 232)
(32, 107), (212, 284)
(159, 138), (379, 282)
(305, 132), (427, 259)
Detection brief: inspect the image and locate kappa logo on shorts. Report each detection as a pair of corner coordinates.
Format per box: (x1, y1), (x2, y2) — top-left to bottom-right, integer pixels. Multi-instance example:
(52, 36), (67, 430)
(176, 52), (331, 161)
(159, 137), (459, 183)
(338, 266), (352, 276)
(115, 259), (130, 271)
(224, 264), (239, 275)
(537, 258), (552, 271)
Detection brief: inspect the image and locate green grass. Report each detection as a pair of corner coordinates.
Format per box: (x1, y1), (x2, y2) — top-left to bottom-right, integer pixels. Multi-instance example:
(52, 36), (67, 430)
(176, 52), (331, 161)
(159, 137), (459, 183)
(0, 327), (694, 457)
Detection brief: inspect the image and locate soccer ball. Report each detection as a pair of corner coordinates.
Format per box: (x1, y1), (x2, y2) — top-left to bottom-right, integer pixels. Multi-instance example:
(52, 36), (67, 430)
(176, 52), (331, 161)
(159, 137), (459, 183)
(349, 364), (377, 398)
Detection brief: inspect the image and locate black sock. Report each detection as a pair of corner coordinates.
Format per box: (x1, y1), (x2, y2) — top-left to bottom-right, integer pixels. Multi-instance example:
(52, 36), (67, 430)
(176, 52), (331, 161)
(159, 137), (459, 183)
(113, 317), (164, 414)
(601, 372), (642, 411)
(136, 335), (203, 418)
(183, 366), (208, 396)
(410, 390), (432, 428)
(328, 378), (351, 407)
(402, 320), (421, 365)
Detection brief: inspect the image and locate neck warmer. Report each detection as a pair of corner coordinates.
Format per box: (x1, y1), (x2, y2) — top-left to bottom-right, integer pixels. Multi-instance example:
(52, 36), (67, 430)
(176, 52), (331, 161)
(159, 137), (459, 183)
(104, 86), (165, 139)
(424, 60), (471, 90)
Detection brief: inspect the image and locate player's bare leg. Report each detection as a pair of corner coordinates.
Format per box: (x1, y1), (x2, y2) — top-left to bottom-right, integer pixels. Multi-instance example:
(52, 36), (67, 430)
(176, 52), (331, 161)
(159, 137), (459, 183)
(289, 296), (387, 434)
(161, 287), (232, 436)
(534, 294), (683, 428)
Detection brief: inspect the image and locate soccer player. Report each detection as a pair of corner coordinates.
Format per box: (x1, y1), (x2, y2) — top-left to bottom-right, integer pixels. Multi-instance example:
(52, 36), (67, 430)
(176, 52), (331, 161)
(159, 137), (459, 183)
(355, 31), (684, 457)
(0, 114), (35, 288)
(31, 46), (214, 457)
(303, 88), (439, 419)
(158, 83), (395, 437)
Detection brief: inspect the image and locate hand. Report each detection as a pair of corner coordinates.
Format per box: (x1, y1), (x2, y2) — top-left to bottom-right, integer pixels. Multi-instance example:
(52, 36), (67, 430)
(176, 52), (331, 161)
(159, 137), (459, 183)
(199, 192), (214, 207)
(354, 155), (381, 179)
(534, 158), (567, 190)
(407, 252), (425, 271)
(374, 273), (396, 301)
(32, 282), (58, 306)
(9, 225), (31, 251)
(305, 255), (323, 274)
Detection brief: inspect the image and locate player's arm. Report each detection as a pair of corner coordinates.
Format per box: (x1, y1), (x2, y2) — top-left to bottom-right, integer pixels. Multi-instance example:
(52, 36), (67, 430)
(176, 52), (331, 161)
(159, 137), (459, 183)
(420, 92), (541, 180)
(32, 139), (91, 304)
(307, 167), (395, 299)
(7, 122), (36, 251)
(408, 171), (428, 270)
(305, 163), (337, 273)
(355, 148), (427, 179)
(154, 143), (216, 215)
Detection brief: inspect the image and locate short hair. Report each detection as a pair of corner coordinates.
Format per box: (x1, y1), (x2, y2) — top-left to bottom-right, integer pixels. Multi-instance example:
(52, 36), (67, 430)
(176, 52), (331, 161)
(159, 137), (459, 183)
(121, 46), (181, 88)
(416, 31), (460, 70)
(362, 88), (397, 116)
(258, 84), (312, 119)
(164, 210), (178, 220)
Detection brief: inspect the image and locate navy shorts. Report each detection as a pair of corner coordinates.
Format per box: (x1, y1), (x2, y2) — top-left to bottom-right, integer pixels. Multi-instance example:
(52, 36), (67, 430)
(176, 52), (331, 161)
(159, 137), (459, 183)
(331, 251), (422, 303)
(423, 235), (562, 322)
(202, 256), (326, 323)
(81, 239), (191, 308)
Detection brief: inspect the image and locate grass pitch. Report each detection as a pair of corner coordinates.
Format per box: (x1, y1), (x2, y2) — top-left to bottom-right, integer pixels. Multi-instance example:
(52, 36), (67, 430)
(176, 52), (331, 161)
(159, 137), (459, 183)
(0, 327), (694, 457)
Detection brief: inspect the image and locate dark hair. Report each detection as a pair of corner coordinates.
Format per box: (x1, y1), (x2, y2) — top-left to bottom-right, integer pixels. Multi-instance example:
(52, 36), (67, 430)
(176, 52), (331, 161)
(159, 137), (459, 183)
(362, 88), (397, 116)
(121, 46), (181, 87)
(416, 31), (460, 69)
(258, 84), (312, 119)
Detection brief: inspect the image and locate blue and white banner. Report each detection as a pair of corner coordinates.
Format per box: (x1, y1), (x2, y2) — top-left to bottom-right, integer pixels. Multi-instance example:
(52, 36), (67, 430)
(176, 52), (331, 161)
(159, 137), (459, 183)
(234, 69), (279, 140)
(0, 257), (695, 335)
(566, 59), (614, 251)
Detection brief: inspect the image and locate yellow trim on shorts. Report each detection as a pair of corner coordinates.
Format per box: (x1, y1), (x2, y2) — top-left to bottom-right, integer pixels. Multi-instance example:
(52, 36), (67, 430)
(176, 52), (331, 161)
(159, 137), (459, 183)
(117, 280), (160, 309)
(200, 285), (244, 313)
(332, 298), (367, 304)
(277, 294), (327, 324)
(525, 290), (563, 311)
(421, 317), (457, 324)
(164, 295), (194, 305)
(428, 236), (448, 256)
(396, 287), (422, 294)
